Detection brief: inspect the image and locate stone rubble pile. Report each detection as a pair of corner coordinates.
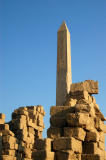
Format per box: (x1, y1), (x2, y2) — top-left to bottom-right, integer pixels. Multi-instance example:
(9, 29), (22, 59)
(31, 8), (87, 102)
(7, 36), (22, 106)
(0, 80), (106, 160)
(0, 106), (45, 160)
(47, 80), (106, 160)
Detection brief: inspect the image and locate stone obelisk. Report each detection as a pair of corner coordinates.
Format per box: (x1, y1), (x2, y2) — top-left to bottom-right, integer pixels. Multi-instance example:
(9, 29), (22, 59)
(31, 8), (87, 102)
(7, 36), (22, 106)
(56, 21), (72, 106)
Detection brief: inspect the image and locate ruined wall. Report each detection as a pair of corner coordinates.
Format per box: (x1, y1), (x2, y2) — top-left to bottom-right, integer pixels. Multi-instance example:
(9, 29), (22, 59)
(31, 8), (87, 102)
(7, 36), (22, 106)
(47, 80), (106, 160)
(0, 106), (45, 160)
(0, 80), (106, 160)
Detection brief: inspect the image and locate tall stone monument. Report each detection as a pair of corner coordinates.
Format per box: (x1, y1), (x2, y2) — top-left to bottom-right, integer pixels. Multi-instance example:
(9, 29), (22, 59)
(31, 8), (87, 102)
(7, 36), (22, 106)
(56, 21), (72, 106)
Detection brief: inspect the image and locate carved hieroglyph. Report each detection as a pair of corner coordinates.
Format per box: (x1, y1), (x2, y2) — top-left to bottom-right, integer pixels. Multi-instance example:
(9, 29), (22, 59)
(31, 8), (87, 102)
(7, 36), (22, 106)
(56, 21), (72, 105)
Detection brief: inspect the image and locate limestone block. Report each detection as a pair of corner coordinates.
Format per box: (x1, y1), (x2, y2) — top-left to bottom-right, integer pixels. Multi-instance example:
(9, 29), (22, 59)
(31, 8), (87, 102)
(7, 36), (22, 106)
(47, 127), (62, 139)
(70, 80), (98, 94)
(64, 127), (86, 141)
(50, 106), (75, 117)
(95, 118), (106, 133)
(56, 150), (77, 160)
(32, 150), (55, 160)
(50, 116), (67, 127)
(35, 138), (52, 151)
(53, 137), (82, 153)
(67, 113), (89, 127)
(85, 130), (99, 142)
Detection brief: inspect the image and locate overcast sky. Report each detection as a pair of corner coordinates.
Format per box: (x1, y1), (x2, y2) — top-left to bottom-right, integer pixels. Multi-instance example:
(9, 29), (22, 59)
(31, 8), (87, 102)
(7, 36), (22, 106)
(0, 0), (106, 137)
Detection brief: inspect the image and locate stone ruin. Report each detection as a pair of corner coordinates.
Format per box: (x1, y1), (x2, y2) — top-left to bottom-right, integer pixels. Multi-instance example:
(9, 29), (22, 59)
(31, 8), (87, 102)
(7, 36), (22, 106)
(0, 22), (106, 160)
(0, 80), (106, 160)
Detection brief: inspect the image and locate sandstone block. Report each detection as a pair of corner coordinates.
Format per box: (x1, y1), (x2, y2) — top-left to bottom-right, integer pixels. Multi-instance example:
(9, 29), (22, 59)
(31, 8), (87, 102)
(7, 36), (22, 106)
(75, 103), (95, 117)
(50, 106), (75, 117)
(98, 141), (105, 150)
(2, 130), (14, 137)
(69, 90), (89, 101)
(3, 135), (17, 144)
(2, 150), (16, 156)
(94, 106), (105, 121)
(67, 113), (89, 127)
(56, 150), (77, 160)
(35, 138), (52, 151)
(64, 127), (86, 141)
(0, 113), (5, 120)
(32, 150), (55, 160)
(99, 132), (105, 142)
(0, 119), (5, 124)
(64, 98), (77, 106)
(23, 148), (32, 159)
(85, 130), (100, 142)
(2, 155), (17, 160)
(83, 142), (100, 154)
(47, 127), (62, 139)
(37, 114), (44, 127)
(0, 124), (9, 130)
(28, 127), (35, 135)
(82, 154), (104, 160)
(70, 80), (98, 94)
(50, 116), (67, 127)
(95, 118), (106, 133)
(53, 137), (82, 153)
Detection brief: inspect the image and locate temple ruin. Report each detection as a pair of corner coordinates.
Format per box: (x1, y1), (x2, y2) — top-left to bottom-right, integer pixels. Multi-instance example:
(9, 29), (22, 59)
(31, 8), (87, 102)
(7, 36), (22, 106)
(0, 22), (106, 160)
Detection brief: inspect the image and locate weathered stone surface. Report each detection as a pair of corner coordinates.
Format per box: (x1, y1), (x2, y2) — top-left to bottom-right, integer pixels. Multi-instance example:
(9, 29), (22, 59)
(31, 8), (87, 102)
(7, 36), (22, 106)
(56, 21), (72, 106)
(50, 116), (67, 127)
(67, 112), (89, 127)
(32, 150), (55, 160)
(2, 155), (17, 160)
(85, 130), (99, 142)
(50, 106), (75, 117)
(64, 127), (86, 141)
(75, 103), (95, 117)
(56, 150), (77, 160)
(35, 138), (52, 151)
(99, 132), (105, 142)
(70, 80), (98, 94)
(83, 142), (102, 154)
(82, 154), (105, 160)
(47, 127), (62, 139)
(53, 137), (82, 153)
(95, 118), (106, 133)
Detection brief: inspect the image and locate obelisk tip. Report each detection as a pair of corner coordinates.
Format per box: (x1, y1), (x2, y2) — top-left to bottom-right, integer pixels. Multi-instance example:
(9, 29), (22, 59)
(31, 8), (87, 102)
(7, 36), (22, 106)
(58, 21), (69, 32)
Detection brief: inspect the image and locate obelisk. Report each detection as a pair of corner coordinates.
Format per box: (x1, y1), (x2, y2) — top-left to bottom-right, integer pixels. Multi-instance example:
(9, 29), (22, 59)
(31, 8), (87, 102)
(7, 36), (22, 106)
(56, 21), (72, 106)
